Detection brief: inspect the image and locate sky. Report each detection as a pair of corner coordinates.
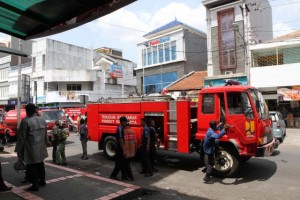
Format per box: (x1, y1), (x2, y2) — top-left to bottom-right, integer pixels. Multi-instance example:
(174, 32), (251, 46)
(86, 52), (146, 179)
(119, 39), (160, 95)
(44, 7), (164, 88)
(1, 0), (300, 63)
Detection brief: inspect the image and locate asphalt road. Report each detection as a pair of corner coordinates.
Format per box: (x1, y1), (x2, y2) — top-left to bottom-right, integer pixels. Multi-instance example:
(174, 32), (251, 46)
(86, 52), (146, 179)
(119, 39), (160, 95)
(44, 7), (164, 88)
(2, 129), (300, 200)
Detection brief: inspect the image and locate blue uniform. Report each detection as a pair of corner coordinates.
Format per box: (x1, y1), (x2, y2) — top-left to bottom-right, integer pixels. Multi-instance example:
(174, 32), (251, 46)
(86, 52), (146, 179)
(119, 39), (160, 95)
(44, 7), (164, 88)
(203, 127), (226, 155)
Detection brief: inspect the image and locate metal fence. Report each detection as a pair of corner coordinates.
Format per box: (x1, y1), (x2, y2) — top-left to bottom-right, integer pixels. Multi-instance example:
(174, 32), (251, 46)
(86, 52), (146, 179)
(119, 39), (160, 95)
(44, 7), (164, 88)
(251, 47), (300, 67)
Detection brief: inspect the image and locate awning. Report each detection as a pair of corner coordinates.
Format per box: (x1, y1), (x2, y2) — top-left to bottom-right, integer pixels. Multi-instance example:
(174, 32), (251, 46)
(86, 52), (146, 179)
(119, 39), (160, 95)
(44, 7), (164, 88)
(0, 45), (28, 57)
(0, 0), (136, 40)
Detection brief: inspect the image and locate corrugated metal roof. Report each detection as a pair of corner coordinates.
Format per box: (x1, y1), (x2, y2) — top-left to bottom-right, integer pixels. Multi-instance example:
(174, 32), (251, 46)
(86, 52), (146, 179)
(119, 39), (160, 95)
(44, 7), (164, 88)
(269, 30), (300, 42)
(166, 71), (207, 91)
(143, 19), (206, 37)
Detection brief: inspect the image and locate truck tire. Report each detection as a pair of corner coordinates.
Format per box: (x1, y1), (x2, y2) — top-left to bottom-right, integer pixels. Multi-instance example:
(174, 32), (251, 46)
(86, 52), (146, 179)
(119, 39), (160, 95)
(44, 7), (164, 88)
(103, 136), (117, 160)
(205, 146), (240, 177)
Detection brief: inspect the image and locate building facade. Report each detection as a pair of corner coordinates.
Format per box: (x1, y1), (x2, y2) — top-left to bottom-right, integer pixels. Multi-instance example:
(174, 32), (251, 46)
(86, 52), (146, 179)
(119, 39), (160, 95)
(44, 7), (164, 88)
(202, 0), (273, 81)
(3, 38), (136, 109)
(0, 36), (32, 110)
(136, 19), (207, 94)
(250, 31), (300, 127)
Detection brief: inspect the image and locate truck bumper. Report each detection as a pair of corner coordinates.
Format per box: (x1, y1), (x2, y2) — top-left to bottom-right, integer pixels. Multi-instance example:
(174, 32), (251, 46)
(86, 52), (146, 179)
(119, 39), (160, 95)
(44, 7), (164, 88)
(256, 138), (276, 157)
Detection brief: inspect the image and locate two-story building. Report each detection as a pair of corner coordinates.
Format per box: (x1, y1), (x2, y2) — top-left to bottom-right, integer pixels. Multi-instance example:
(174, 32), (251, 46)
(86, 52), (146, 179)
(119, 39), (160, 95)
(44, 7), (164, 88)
(136, 19), (207, 94)
(250, 30), (300, 127)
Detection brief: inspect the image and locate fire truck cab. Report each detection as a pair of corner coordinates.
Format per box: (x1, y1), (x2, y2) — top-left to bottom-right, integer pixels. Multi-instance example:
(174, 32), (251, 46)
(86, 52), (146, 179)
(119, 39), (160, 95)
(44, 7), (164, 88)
(87, 82), (275, 177)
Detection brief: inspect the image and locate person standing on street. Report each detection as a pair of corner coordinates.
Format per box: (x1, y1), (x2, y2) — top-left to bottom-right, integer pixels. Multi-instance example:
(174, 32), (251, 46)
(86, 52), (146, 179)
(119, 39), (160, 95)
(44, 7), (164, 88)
(15, 103), (51, 191)
(0, 161), (12, 192)
(149, 118), (158, 172)
(140, 118), (153, 177)
(56, 121), (67, 165)
(123, 122), (137, 181)
(79, 118), (88, 160)
(203, 121), (229, 184)
(110, 116), (129, 180)
(51, 121), (59, 163)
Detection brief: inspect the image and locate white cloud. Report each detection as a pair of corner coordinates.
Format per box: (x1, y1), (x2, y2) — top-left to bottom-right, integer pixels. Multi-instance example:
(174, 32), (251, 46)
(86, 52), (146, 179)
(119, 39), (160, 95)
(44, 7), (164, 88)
(89, 2), (206, 45)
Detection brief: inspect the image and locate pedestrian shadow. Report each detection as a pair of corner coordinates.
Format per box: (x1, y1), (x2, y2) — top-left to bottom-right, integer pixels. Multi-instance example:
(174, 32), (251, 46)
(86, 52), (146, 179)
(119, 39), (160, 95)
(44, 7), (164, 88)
(215, 158), (277, 185)
(271, 149), (280, 156)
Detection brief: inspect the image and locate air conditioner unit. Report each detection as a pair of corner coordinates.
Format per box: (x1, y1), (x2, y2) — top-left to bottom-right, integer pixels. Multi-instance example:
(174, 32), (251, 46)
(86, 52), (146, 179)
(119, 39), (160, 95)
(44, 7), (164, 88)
(225, 71), (233, 75)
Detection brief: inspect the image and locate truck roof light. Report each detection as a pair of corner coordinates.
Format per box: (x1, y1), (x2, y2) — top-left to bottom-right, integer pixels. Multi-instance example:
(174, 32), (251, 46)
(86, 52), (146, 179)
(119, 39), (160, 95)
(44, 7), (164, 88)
(224, 79), (241, 86)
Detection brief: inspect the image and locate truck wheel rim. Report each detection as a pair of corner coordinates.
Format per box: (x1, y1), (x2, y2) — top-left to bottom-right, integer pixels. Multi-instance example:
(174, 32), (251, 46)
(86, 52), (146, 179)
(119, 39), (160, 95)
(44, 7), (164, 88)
(105, 141), (116, 157)
(214, 151), (233, 172)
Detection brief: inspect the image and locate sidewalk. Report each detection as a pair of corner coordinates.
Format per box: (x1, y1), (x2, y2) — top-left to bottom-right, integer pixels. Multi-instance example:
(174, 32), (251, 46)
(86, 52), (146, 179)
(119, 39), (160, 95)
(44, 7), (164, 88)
(0, 152), (140, 200)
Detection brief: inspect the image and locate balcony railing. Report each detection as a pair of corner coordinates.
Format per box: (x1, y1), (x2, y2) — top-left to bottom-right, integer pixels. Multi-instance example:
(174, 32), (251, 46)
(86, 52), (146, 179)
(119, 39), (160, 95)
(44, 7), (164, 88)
(251, 47), (300, 67)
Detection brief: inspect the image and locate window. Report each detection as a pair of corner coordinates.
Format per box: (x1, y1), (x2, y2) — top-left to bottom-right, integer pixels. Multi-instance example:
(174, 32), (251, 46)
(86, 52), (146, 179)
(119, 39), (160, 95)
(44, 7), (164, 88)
(32, 57), (36, 72)
(142, 49), (146, 66)
(171, 41), (176, 60)
(153, 46), (158, 64)
(147, 47), (152, 65)
(144, 72), (177, 94)
(227, 92), (253, 119)
(218, 9), (236, 69)
(202, 94), (215, 114)
(42, 54), (46, 70)
(159, 44), (164, 63)
(164, 43), (170, 62)
(67, 84), (81, 91)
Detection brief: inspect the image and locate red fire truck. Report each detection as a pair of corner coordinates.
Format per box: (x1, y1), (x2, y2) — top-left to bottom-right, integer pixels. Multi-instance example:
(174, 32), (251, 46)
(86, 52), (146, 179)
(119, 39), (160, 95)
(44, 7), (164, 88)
(87, 82), (275, 177)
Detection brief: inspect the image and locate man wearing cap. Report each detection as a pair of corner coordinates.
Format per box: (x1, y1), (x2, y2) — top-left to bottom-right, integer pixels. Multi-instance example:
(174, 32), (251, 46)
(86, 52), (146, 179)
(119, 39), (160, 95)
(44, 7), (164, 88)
(110, 116), (132, 181)
(15, 103), (51, 191)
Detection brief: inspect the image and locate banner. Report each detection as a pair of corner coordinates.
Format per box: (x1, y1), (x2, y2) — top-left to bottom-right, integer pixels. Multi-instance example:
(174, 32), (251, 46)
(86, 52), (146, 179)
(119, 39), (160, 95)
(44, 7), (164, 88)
(277, 87), (300, 101)
(110, 64), (123, 78)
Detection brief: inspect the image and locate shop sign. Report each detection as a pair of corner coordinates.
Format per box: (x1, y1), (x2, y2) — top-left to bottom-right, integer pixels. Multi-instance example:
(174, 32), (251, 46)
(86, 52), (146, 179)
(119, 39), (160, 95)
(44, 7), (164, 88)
(149, 36), (170, 46)
(204, 76), (247, 87)
(110, 64), (123, 78)
(278, 86), (300, 101)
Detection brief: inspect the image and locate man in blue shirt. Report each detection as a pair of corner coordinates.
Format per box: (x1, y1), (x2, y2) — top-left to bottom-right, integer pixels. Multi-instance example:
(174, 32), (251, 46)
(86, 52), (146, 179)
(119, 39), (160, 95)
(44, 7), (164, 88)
(203, 121), (229, 184)
(140, 118), (153, 177)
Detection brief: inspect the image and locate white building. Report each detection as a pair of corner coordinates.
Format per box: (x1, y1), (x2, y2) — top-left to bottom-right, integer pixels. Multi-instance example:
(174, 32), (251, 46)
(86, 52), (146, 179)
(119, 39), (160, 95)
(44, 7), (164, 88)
(6, 38), (136, 108)
(250, 30), (300, 127)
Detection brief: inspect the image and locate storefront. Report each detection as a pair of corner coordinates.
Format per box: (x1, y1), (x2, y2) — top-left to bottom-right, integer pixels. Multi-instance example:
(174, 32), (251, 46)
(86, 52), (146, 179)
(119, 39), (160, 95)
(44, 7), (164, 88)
(277, 86), (300, 128)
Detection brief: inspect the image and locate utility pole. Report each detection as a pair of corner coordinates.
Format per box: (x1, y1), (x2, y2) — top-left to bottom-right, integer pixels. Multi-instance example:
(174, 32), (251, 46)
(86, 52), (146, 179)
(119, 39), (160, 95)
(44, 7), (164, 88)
(17, 39), (22, 130)
(242, 0), (250, 84)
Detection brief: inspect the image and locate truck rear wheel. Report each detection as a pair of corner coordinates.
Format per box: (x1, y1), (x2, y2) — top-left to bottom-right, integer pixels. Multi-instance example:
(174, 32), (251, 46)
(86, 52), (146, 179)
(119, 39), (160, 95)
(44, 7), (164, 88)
(205, 146), (240, 177)
(103, 136), (116, 160)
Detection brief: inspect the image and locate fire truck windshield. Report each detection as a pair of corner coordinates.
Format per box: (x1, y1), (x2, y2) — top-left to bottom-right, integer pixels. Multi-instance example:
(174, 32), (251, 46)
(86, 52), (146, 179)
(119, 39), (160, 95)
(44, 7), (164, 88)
(248, 89), (269, 119)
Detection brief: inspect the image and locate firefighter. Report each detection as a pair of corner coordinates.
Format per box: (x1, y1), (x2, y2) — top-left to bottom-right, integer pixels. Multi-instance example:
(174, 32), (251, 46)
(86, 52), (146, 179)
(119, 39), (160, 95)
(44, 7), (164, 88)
(56, 121), (67, 165)
(79, 118), (88, 160)
(140, 118), (153, 177)
(149, 118), (159, 172)
(110, 116), (129, 181)
(203, 121), (230, 184)
(52, 120), (59, 163)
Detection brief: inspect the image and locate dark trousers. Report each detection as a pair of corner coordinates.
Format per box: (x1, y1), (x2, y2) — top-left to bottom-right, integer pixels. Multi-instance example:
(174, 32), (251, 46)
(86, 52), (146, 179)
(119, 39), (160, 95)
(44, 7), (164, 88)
(111, 148), (127, 179)
(205, 154), (214, 177)
(0, 162), (8, 190)
(141, 145), (152, 174)
(124, 159), (133, 179)
(52, 141), (58, 162)
(26, 162), (45, 185)
(149, 145), (157, 170)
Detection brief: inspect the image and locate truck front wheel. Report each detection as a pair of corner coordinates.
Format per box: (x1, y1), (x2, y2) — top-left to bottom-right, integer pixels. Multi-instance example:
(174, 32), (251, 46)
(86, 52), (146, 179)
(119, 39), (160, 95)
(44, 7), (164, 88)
(205, 146), (240, 177)
(103, 136), (116, 160)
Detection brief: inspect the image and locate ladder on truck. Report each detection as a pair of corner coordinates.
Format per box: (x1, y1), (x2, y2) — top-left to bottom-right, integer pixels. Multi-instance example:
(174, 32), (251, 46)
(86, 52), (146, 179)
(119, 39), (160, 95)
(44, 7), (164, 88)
(168, 101), (178, 151)
(97, 95), (174, 103)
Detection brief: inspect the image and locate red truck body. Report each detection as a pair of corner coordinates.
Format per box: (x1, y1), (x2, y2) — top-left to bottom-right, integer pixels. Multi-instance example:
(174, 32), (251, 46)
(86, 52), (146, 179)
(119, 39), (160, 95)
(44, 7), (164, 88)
(2, 109), (68, 142)
(87, 84), (275, 177)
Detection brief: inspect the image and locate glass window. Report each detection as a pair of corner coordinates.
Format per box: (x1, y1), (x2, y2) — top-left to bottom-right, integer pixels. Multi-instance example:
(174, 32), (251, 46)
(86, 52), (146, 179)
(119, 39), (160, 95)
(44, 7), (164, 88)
(144, 72), (177, 94)
(153, 46), (158, 64)
(218, 10), (236, 69)
(147, 47), (152, 65)
(42, 54), (46, 70)
(67, 84), (81, 91)
(202, 94), (215, 114)
(165, 43), (170, 62)
(159, 44), (163, 63)
(171, 41), (176, 60)
(142, 49), (146, 66)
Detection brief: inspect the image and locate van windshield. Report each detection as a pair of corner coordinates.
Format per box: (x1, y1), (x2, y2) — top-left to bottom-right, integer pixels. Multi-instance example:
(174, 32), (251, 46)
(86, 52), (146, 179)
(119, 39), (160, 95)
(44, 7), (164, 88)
(248, 89), (269, 119)
(41, 110), (64, 123)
